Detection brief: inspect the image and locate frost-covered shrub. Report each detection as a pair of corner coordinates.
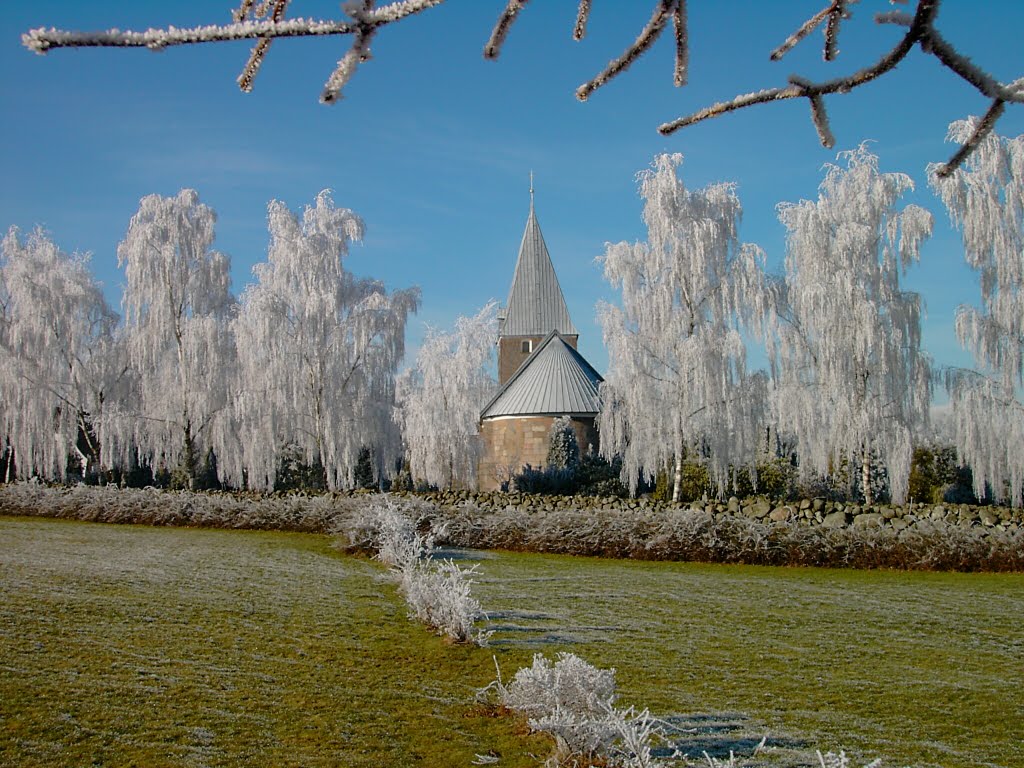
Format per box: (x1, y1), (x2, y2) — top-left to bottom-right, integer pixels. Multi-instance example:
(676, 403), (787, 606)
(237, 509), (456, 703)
(485, 653), (674, 767)
(346, 494), (489, 644)
(400, 559), (490, 645)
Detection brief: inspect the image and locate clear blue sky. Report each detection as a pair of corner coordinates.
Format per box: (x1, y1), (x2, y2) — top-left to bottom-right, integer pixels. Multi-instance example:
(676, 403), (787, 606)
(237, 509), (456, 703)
(2, 2), (1022, 385)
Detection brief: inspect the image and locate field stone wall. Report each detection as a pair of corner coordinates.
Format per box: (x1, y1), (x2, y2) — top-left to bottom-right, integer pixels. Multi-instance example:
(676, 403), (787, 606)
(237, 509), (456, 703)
(389, 489), (1023, 533)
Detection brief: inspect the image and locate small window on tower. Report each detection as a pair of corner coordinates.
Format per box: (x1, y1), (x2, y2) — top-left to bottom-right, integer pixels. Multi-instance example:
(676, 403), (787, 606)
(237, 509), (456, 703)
(521, 340), (532, 354)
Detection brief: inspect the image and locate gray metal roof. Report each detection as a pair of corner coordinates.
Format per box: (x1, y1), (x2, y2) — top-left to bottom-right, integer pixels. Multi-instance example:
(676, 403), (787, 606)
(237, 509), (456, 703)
(499, 202), (578, 337)
(481, 331), (603, 419)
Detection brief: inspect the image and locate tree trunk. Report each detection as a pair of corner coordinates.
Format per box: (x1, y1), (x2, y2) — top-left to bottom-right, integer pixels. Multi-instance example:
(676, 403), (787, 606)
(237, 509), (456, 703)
(4, 446), (12, 484)
(861, 448), (873, 506)
(672, 453), (683, 503)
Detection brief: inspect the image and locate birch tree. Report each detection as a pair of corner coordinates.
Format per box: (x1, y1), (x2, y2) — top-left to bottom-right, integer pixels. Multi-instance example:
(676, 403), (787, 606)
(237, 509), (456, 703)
(234, 191), (419, 491)
(772, 145), (933, 505)
(0, 227), (126, 481)
(929, 119), (1024, 506)
(116, 190), (238, 489)
(395, 301), (497, 489)
(598, 153), (774, 500)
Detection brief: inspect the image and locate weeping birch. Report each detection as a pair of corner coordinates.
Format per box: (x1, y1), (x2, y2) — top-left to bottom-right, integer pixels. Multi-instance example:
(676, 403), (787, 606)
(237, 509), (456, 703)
(395, 301), (497, 489)
(772, 145), (933, 505)
(0, 227), (126, 481)
(234, 191), (419, 491)
(598, 153), (774, 500)
(929, 119), (1024, 506)
(116, 190), (239, 488)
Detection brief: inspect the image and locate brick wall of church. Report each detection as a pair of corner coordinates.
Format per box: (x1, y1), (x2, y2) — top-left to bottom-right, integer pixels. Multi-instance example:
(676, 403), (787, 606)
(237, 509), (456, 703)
(477, 415), (597, 491)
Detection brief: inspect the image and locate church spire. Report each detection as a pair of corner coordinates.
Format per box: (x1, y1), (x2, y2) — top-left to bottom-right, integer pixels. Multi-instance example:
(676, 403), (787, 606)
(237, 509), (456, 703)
(499, 188), (577, 338)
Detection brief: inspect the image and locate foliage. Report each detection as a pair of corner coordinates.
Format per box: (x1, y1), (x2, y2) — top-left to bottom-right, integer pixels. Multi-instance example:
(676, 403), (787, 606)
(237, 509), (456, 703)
(930, 119), (1024, 506)
(598, 153), (773, 501)
(907, 445), (975, 505)
(771, 145), (933, 505)
(512, 450), (628, 498)
(233, 190), (418, 491)
(546, 416), (580, 472)
(395, 302), (496, 489)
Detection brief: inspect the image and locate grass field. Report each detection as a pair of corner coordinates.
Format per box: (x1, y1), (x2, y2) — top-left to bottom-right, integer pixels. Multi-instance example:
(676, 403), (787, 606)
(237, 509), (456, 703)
(468, 548), (1024, 767)
(0, 517), (547, 767)
(3, 516), (1022, 767)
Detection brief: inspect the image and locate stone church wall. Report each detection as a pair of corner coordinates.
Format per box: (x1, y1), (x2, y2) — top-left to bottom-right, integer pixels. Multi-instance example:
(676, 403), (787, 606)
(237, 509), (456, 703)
(478, 415), (596, 491)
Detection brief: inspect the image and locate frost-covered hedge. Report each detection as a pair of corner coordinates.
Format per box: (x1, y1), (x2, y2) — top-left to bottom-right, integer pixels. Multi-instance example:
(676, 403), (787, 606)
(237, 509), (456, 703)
(2, 482), (1021, 571)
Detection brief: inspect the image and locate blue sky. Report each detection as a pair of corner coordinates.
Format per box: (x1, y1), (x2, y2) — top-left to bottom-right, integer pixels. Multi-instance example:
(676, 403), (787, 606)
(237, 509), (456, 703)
(2, 2), (1022, 386)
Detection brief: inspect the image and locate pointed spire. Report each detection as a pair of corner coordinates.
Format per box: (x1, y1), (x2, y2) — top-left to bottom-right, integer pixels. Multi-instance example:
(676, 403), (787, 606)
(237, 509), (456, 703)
(500, 191), (578, 338)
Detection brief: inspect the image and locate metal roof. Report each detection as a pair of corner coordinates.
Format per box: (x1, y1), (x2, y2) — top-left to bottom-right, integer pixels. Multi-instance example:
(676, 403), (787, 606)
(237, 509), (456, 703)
(499, 201), (578, 337)
(481, 331), (603, 419)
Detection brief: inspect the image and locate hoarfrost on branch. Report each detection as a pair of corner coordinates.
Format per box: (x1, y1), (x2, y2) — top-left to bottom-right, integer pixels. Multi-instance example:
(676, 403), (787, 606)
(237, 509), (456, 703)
(394, 301), (497, 490)
(21, 1), (1022, 172)
(771, 145), (933, 505)
(233, 190), (419, 491)
(597, 153), (774, 501)
(930, 119), (1024, 506)
(115, 190), (239, 489)
(0, 228), (126, 481)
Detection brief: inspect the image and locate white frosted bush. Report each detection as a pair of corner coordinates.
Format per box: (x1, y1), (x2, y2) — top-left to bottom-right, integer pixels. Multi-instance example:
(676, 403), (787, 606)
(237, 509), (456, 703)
(349, 494), (489, 645)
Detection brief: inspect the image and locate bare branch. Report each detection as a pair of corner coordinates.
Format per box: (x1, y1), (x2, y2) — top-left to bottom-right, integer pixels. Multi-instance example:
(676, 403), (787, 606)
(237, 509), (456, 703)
(935, 99), (1005, 178)
(576, 0), (676, 102)
(823, 0), (852, 62)
(573, 0), (592, 42)
(769, 4), (833, 62)
(237, 0), (291, 93)
(672, 0), (688, 87)
(484, 0), (531, 60)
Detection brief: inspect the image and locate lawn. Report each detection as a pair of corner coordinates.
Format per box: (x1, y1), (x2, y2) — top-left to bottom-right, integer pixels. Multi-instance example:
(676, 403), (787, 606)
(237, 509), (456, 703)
(0, 517), (546, 767)
(468, 548), (1024, 767)
(3, 516), (1021, 767)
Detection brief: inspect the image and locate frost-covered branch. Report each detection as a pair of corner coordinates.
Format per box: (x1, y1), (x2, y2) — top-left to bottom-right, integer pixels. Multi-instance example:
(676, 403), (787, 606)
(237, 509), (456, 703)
(20, 1), (1021, 168)
(660, 0), (1024, 176)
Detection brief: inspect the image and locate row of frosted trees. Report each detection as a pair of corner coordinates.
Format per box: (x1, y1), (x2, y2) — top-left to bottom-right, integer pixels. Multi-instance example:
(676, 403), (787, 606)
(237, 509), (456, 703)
(0, 189), (418, 491)
(599, 120), (1022, 508)
(2, 122), (1020, 505)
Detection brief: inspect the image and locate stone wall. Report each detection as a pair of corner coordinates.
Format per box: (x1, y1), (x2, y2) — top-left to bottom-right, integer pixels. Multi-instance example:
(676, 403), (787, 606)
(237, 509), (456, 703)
(391, 489), (1024, 532)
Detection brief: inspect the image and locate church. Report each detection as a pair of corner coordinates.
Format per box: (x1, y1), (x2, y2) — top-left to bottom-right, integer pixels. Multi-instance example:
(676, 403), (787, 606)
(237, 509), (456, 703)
(477, 189), (604, 491)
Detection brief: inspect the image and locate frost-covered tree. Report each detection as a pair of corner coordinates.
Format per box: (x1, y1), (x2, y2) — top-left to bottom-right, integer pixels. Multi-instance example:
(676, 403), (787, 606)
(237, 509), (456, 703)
(771, 145), (933, 505)
(116, 190), (238, 489)
(22, 2), (1023, 173)
(0, 227), (126, 481)
(598, 153), (774, 501)
(547, 415), (579, 472)
(929, 119), (1024, 506)
(234, 191), (419, 491)
(395, 301), (496, 490)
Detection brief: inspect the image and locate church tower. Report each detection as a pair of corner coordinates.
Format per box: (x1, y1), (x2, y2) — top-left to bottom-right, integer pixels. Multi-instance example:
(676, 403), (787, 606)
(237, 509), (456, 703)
(477, 183), (603, 491)
(496, 181), (578, 384)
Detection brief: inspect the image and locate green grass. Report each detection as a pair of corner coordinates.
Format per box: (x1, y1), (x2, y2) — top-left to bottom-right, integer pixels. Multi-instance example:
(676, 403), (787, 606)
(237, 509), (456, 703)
(469, 549), (1024, 767)
(0, 517), (547, 767)
(4, 516), (1022, 767)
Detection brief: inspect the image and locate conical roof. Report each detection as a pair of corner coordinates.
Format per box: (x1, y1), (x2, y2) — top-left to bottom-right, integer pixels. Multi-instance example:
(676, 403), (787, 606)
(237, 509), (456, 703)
(499, 201), (578, 337)
(481, 331), (602, 419)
